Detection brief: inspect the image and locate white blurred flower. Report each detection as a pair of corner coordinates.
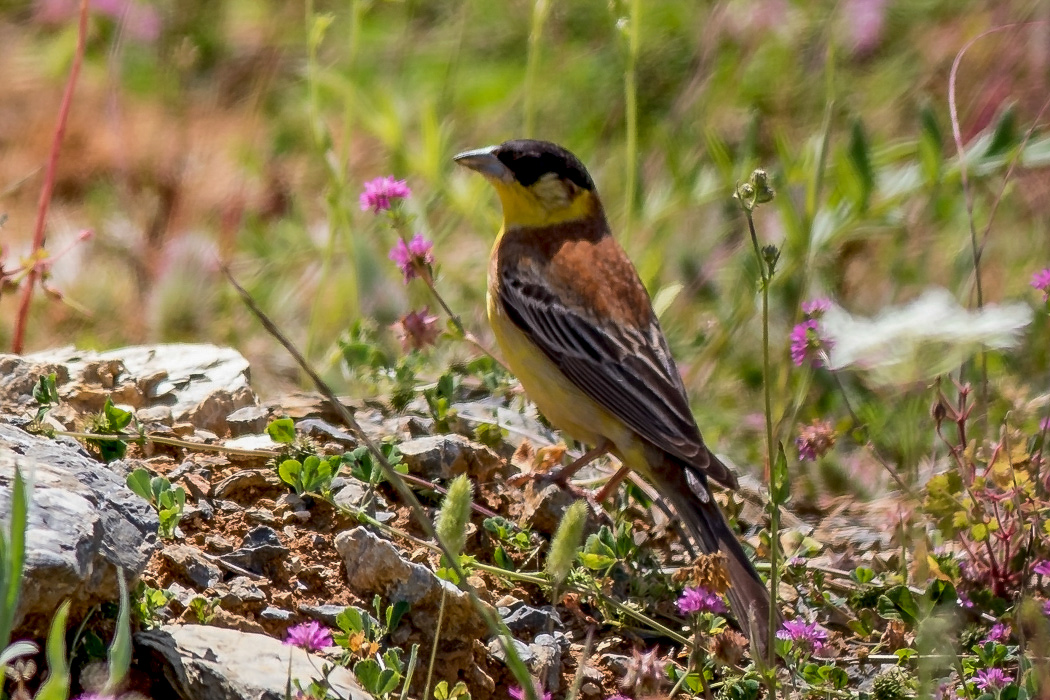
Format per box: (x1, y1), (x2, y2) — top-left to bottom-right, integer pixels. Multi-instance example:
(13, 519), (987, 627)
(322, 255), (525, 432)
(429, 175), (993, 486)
(822, 288), (1032, 386)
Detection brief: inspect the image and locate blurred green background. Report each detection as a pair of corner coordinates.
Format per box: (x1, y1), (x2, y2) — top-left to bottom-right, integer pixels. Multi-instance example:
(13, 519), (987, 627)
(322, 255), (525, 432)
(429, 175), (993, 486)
(2, 0), (1049, 497)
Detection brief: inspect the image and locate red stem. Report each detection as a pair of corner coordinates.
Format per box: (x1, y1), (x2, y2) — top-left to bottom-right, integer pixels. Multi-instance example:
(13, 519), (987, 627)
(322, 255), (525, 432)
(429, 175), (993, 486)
(11, 0), (90, 353)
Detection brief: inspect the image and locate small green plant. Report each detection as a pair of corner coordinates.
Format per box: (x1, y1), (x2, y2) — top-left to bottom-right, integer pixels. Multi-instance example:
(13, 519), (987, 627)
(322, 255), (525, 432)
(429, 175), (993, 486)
(86, 398), (135, 462)
(188, 595), (220, 624)
(126, 467), (186, 539)
(332, 597), (409, 656)
(433, 680), (471, 700)
(31, 372), (59, 425)
(423, 371), (458, 433)
(482, 516), (536, 571)
(347, 444), (406, 487)
(133, 583), (174, 629)
(278, 453), (344, 497)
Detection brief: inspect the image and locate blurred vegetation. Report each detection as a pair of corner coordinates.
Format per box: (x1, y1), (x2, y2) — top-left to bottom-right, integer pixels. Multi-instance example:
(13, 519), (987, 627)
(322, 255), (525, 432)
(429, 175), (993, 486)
(1, 0), (1049, 498)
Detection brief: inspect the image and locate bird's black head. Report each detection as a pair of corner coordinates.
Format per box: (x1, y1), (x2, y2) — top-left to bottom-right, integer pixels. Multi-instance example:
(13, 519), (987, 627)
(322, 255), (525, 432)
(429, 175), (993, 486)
(492, 139), (595, 191)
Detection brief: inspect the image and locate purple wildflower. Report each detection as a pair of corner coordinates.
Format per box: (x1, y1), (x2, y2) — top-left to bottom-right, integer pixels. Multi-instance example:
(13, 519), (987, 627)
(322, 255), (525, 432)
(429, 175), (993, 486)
(676, 586), (727, 615)
(790, 319), (833, 368)
(388, 233), (434, 282)
(776, 618), (828, 653)
(957, 592), (974, 609)
(796, 420), (836, 461)
(983, 622), (1010, 644)
(1031, 268), (1050, 301)
(801, 297), (832, 318)
(509, 684), (552, 700)
(71, 695), (118, 700)
(1034, 560), (1050, 576)
(360, 176), (411, 213)
(284, 620), (333, 651)
(974, 668), (1010, 690)
(1044, 599), (1050, 617)
(1041, 416), (1050, 432)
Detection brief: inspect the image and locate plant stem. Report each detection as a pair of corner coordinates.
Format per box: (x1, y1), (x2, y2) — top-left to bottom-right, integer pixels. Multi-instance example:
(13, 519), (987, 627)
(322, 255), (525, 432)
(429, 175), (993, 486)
(523, 0), (550, 136)
(622, 0), (640, 242)
(12, 0), (89, 353)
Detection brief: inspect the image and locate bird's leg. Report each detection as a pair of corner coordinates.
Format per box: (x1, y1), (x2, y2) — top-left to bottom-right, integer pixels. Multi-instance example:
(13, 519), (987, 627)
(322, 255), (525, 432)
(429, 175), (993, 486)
(591, 464), (632, 503)
(539, 439), (611, 486)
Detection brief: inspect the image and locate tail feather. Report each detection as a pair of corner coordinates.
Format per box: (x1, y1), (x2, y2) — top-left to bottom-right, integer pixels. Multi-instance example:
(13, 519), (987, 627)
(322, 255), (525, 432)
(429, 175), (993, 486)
(654, 452), (779, 660)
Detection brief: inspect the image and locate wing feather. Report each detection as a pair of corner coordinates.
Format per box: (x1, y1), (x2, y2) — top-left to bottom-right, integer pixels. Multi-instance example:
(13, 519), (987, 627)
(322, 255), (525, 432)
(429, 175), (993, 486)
(499, 261), (737, 488)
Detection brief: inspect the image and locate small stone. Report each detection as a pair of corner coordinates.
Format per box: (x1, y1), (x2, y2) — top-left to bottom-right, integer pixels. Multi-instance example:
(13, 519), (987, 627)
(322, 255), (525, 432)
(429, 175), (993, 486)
(397, 435), (502, 481)
(227, 406), (270, 436)
(246, 508), (276, 526)
(487, 637), (534, 665)
(521, 482), (579, 535)
(136, 406), (173, 425)
(600, 653), (631, 676)
(213, 469), (279, 499)
(220, 576), (267, 610)
(205, 535), (234, 553)
(299, 604), (349, 627)
(283, 510), (311, 524)
(172, 422), (196, 437)
(215, 499), (241, 513)
(260, 607), (293, 621)
(502, 604), (561, 635)
(581, 682), (601, 697)
(275, 493), (307, 513)
(161, 545), (222, 589)
(219, 526), (288, 576)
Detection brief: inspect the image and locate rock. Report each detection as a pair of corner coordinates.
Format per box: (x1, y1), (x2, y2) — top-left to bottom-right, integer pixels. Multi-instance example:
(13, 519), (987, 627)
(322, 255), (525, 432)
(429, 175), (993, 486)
(136, 406), (174, 426)
(298, 603), (351, 627)
(205, 535), (234, 553)
(137, 625), (369, 700)
(213, 469), (280, 500)
(220, 526), (288, 576)
(12, 345), (257, 436)
(260, 606), (293, 621)
(0, 425), (158, 637)
(482, 638), (533, 667)
(486, 637), (535, 665)
(397, 434), (502, 482)
(226, 406), (270, 436)
(335, 527), (489, 643)
(332, 478), (388, 514)
(219, 576), (267, 610)
(600, 653), (631, 676)
(161, 545), (222, 589)
(501, 604), (562, 635)
(295, 418), (358, 447)
(246, 508), (276, 526)
(531, 632), (567, 692)
(581, 682), (602, 697)
(521, 482), (578, 535)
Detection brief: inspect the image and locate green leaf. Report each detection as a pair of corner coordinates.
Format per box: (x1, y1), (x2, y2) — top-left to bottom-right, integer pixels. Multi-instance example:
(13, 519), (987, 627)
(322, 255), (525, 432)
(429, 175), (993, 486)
(103, 398), (133, 431)
(125, 468), (152, 502)
(985, 103), (1017, 157)
(880, 585), (919, 626)
(337, 606), (365, 633)
(493, 546), (514, 571)
(104, 569), (132, 694)
(385, 600), (410, 634)
(850, 567), (875, 584)
(847, 117), (874, 210)
(34, 601), (71, 700)
(279, 460), (304, 491)
(354, 658), (383, 694)
(0, 467), (29, 650)
(770, 441), (790, 506)
(434, 681), (451, 700)
(266, 417), (297, 444)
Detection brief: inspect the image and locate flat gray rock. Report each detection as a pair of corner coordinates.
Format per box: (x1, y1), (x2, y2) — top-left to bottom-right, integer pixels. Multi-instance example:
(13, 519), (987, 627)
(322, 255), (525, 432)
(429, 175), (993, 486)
(0, 425), (159, 637)
(136, 624), (370, 700)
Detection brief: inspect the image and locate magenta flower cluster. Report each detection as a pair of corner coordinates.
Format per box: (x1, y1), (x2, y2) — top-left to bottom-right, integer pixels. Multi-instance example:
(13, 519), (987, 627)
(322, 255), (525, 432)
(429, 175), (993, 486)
(1034, 560), (1050, 576)
(389, 233), (435, 283)
(790, 297), (834, 368)
(676, 586), (727, 615)
(509, 684), (552, 700)
(360, 176), (411, 213)
(1032, 268), (1050, 301)
(983, 622), (1010, 644)
(776, 618), (828, 653)
(284, 620), (333, 651)
(974, 668), (1010, 690)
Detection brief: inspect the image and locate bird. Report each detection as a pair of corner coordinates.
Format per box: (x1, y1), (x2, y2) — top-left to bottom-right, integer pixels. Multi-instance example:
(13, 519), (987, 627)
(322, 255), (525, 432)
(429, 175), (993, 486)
(454, 138), (776, 657)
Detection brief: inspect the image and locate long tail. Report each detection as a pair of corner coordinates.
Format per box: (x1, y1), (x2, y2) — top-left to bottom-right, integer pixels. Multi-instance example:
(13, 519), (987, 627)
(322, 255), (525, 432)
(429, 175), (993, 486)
(652, 451), (778, 660)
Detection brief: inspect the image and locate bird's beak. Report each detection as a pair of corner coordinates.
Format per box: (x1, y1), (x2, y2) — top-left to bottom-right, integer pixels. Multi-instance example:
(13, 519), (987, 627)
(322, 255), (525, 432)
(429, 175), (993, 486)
(453, 146), (513, 182)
